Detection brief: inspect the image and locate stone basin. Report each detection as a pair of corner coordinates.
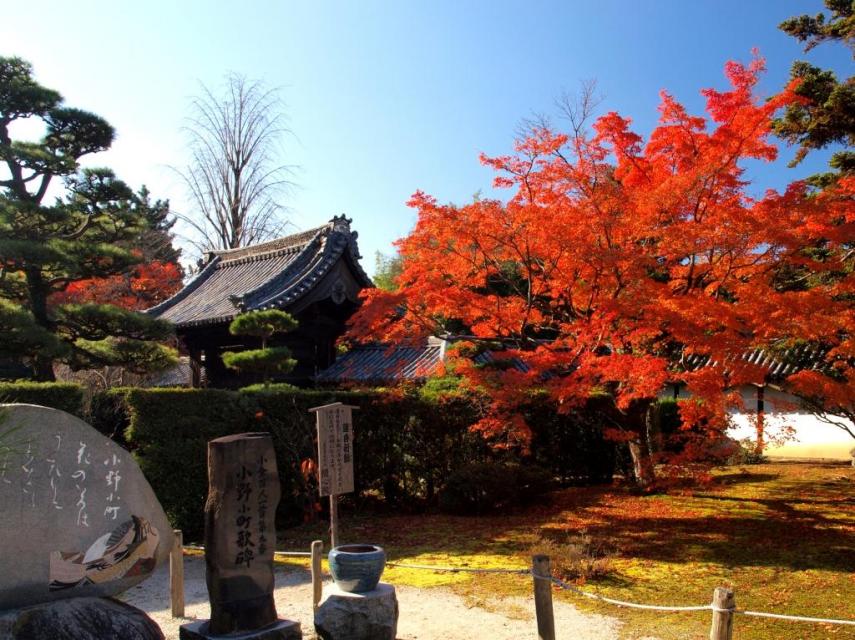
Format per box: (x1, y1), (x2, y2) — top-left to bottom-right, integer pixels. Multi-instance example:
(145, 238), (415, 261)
(327, 544), (385, 593)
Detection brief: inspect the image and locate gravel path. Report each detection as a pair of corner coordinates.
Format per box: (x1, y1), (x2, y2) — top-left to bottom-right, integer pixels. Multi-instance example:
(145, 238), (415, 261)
(122, 556), (632, 639)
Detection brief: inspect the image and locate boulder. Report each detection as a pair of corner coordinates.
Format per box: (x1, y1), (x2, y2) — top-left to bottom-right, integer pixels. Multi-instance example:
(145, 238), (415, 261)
(0, 404), (172, 609)
(314, 583), (398, 640)
(0, 596), (163, 640)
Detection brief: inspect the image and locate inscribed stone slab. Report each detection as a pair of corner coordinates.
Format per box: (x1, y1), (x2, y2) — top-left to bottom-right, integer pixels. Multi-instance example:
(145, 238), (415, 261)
(0, 404), (171, 609)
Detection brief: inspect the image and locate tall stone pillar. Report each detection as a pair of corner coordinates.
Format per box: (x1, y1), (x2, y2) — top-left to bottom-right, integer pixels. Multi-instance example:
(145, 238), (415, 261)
(180, 433), (300, 640)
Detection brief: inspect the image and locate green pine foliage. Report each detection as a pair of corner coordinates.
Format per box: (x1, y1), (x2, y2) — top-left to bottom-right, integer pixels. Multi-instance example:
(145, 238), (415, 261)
(775, 1), (854, 187)
(222, 309), (299, 386)
(0, 56), (177, 379)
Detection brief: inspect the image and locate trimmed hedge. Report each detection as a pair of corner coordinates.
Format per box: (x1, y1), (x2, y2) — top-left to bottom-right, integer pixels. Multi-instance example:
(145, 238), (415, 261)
(0, 382), (621, 538)
(112, 388), (490, 539)
(0, 381), (85, 417)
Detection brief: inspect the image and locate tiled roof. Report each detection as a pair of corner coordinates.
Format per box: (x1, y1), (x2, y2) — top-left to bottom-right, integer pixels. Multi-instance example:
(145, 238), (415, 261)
(145, 356), (193, 387)
(316, 343), (444, 384)
(679, 344), (831, 379)
(148, 216), (372, 328)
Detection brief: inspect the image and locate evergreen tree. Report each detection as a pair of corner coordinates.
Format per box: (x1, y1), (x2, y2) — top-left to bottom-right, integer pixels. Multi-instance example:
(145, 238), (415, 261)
(775, 0), (854, 187)
(222, 310), (298, 388)
(0, 56), (176, 380)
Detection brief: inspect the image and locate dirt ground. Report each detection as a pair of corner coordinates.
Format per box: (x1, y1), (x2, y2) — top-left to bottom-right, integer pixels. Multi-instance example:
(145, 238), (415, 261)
(121, 556), (644, 640)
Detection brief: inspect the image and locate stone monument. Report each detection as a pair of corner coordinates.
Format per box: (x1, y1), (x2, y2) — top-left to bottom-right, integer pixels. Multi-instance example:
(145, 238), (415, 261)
(0, 403), (170, 639)
(180, 433), (301, 640)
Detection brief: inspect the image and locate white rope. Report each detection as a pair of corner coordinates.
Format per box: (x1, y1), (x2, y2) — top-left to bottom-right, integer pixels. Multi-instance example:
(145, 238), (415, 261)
(547, 575), (855, 625)
(736, 610), (855, 626)
(179, 548), (855, 626)
(184, 544), (311, 558)
(545, 575), (711, 612)
(386, 561), (529, 574)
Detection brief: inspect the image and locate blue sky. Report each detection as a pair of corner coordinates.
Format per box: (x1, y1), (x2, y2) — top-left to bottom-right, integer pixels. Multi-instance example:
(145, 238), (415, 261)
(2, 1), (849, 274)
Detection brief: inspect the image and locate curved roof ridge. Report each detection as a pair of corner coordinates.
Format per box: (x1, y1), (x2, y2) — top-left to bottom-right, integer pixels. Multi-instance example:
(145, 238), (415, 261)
(209, 224), (329, 263)
(253, 230), (347, 309)
(230, 226), (330, 310)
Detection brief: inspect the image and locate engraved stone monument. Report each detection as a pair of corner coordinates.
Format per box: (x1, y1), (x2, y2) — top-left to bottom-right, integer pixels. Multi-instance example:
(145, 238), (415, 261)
(0, 404), (171, 609)
(180, 433), (300, 640)
(0, 403), (169, 639)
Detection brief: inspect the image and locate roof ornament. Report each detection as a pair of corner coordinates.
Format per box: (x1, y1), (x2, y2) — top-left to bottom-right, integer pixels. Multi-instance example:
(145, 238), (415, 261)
(330, 214), (352, 234)
(227, 294), (246, 312)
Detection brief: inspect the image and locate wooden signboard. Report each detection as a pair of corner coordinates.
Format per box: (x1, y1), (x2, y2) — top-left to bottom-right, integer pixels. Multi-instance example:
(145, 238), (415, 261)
(310, 402), (356, 497)
(309, 402), (357, 549)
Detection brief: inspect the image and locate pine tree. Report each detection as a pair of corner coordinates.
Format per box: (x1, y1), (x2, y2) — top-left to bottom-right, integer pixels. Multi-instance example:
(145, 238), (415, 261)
(0, 56), (176, 380)
(222, 310), (298, 388)
(775, 0), (854, 187)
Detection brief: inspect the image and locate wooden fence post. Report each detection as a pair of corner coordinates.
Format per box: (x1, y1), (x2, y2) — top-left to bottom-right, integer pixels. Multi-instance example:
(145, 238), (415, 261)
(532, 554), (555, 640)
(311, 540), (323, 612)
(170, 529), (185, 618)
(709, 587), (735, 640)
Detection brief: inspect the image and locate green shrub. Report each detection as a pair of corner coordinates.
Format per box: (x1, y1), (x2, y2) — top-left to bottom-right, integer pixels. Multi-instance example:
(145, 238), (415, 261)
(0, 381), (85, 416)
(438, 462), (554, 515)
(528, 396), (617, 484)
(531, 530), (614, 581)
(87, 387), (132, 445)
(240, 382), (299, 393)
(88, 385), (620, 538)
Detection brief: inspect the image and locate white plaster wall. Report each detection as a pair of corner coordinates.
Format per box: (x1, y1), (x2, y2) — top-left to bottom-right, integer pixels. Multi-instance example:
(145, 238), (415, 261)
(660, 384), (854, 461)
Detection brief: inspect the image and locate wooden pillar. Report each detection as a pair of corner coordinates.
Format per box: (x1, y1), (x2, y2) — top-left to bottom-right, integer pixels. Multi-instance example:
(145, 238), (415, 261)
(709, 587), (735, 640)
(755, 385), (765, 455)
(531, 555), (555, 640)
(189, 349), (203, 388)
(170, 529), (184, 618)
(311, 540), (323, 612)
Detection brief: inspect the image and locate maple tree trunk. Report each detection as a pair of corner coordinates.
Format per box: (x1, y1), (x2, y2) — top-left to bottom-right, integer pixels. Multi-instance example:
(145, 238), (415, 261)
(626, 400), (656, 489)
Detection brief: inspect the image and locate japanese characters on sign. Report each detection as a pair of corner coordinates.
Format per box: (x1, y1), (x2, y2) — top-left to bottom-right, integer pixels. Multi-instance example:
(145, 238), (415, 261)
(234, 464), (255, 568)
(0, 432), (124, 528)
(231, 453), (275, 569)
(310, 403), (355, 497)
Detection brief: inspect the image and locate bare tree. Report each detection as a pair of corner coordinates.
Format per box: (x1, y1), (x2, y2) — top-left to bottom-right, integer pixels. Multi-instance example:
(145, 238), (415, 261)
(175, 74), (294, 254)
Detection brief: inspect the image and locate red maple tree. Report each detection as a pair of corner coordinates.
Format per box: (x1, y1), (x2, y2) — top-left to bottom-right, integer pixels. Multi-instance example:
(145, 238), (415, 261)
(348, 58), (854, 485)
(49, 261), (183, 311)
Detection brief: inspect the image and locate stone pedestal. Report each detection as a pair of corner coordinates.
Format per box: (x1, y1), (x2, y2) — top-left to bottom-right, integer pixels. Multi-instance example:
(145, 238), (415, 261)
(179, 619), (301, 640)
(314, 583), (398, 640)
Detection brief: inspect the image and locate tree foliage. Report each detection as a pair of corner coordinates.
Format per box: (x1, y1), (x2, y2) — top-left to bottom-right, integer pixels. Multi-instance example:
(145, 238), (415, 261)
(347, 58), (855, 484)
(775, 0), (854, 187)
(175, 73), (294, 255)
(373, 251), (403, 292)
(0, 56), (177, 379)
(222, 309), (298, 386)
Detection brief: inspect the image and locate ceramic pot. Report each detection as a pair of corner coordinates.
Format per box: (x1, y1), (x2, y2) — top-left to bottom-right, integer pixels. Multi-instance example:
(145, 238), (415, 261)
(328, 544), (385, 593)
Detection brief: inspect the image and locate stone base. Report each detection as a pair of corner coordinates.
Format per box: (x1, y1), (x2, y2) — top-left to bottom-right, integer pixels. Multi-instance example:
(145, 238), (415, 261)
(179, 619), (301, 640)
(314, 583), (398, 640)
(0, 597), (163, 640)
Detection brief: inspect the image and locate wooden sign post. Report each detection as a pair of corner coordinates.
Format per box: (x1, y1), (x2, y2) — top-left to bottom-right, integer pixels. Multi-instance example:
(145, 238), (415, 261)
(309, 402), (357, 550)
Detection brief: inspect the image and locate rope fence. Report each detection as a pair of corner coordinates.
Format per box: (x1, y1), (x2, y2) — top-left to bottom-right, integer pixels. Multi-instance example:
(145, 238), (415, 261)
(171, 536), (855, 637)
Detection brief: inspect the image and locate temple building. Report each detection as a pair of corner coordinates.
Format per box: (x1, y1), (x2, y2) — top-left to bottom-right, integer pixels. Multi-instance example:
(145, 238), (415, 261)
(148, 216), (372, 387)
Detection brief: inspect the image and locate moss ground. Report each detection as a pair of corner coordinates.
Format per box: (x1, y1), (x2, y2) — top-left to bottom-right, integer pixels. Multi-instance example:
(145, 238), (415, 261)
(276, 463), (854, 639)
